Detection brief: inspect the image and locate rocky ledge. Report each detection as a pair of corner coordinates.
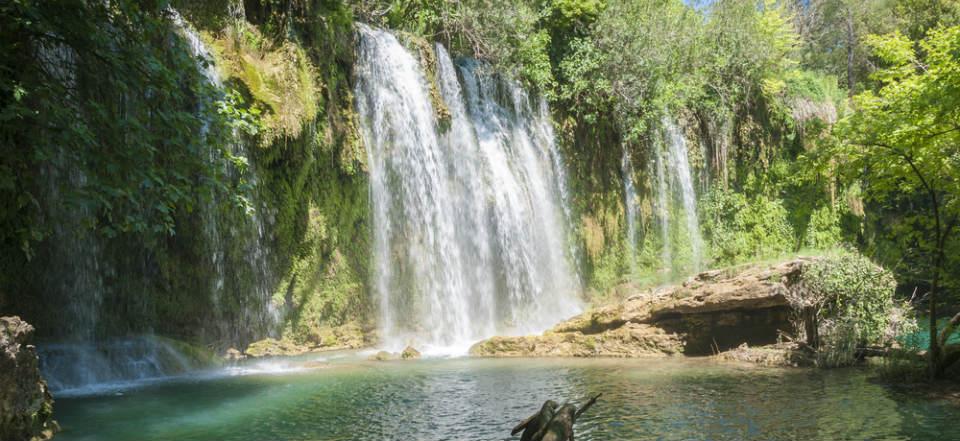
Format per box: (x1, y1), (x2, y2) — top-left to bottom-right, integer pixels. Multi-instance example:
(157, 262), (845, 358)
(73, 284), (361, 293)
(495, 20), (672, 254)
(1, 316), (59, 441)
(471, 258), (814, 358)
(244, 323), (372, 358)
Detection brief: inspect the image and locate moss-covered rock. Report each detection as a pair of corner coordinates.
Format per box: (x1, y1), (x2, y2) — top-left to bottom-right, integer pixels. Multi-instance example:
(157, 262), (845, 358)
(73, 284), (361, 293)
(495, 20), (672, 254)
(244, 338), (310, 358)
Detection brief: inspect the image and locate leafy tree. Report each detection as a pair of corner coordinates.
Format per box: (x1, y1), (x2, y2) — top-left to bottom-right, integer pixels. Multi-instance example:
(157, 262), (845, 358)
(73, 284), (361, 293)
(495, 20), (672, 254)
(837, 26), (960, 378)
(0, 0), (247, 257)
(790, 0), (898, 95)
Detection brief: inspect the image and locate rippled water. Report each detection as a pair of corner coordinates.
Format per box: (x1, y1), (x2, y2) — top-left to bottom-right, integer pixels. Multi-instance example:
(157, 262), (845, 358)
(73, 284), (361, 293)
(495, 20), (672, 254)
(54, 355), (957, 441)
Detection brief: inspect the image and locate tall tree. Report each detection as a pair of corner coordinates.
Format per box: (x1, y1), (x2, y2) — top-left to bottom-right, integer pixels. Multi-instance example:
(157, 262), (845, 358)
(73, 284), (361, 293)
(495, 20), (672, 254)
(837, 26), (960, 378)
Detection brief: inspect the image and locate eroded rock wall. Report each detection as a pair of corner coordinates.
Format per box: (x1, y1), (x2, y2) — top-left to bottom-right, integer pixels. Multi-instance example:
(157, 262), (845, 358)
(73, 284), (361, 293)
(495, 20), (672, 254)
(0, 316), (58, 441)
(471, 259), (812, 357)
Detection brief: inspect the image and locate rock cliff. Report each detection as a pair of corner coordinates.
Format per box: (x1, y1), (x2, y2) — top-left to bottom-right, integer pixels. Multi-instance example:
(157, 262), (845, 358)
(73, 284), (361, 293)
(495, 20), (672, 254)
(471, 259), (813, 357)
(0, 316), (58, 440)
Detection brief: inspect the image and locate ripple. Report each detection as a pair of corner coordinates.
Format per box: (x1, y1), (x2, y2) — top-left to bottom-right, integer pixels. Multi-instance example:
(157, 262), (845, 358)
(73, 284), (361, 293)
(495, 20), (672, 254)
(53, 358), (960, 441)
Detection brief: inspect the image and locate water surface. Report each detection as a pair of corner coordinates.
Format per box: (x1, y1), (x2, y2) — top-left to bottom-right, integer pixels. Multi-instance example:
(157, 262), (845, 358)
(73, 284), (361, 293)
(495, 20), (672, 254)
(54, 355), (957, 441)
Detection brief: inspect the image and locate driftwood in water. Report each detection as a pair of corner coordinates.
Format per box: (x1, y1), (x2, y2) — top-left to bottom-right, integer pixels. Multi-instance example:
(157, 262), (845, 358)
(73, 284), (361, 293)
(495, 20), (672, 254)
(513, 394), (601, 441)
(512, 400), (558, 441)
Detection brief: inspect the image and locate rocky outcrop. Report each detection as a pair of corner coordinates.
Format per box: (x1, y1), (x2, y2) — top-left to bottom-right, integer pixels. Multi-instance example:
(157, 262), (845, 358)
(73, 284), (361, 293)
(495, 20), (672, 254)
(472, 323), (683, 357)
(715, 342), (813, 367)
(400, 346), (421, 360)
(245, 323), (371, 358)
(368, 346), (423, 361)
(471, 258), (813, 358)
(1, 316), (58, 441)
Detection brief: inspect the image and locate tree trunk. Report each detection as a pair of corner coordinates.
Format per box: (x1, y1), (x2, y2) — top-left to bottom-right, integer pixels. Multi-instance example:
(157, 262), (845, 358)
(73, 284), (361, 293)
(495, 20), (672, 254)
(900, 153), (943, 380)
(804, 306), (820, 349)
(845, 5), (856, 96)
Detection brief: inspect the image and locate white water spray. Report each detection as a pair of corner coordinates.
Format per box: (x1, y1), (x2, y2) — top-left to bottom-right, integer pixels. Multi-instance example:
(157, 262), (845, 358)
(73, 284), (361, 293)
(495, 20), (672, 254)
(655, 119), (704, 274)
(355, 26), (581, 354)
(621, 147), (639, 274)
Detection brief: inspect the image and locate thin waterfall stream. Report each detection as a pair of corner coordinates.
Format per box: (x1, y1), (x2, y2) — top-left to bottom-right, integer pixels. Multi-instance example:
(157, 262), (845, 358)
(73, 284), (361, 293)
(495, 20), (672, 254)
(655, 119), (704, 275)
(36, 10), (278, 394)
(622, 147), (639, 274)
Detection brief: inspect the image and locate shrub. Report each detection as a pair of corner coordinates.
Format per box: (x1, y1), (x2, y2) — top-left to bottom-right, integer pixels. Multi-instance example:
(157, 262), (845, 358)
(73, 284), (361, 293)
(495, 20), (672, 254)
(788, 251), (898, 367)
(700, 188), (795, 265)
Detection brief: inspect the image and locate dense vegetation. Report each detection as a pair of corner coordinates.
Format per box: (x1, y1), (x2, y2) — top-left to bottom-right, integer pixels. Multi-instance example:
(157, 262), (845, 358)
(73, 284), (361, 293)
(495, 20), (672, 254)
(1, 0), (958, 377)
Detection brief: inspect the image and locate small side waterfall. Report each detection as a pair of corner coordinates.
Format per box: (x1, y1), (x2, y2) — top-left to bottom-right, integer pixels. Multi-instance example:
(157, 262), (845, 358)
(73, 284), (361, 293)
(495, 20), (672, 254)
(621, 147), (639, 274)
(174, 10), (278, 340)
(36, 11), (278, 393)
(355, 25), (581, 353)
(38, 337), (200, 396)
(655, 119), (704, 274)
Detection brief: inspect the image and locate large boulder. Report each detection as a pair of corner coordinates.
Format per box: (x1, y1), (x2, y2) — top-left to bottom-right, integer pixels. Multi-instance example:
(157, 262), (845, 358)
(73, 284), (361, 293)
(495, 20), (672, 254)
(0, 316), (58, 441)
(471, 258), (813, 358)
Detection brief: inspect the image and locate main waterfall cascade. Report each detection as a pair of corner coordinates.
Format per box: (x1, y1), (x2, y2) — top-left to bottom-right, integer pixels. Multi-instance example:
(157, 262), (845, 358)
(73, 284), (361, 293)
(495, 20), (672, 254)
(355, 25), (582, 353)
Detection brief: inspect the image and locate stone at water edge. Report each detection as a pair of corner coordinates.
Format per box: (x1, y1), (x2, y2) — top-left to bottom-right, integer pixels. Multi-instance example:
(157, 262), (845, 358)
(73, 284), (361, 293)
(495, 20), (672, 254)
(244, 338), (310, 358)
(0, 316), (59, 441)
(368, 350), (396, 361)
(401, 346), (421, 360)
(224, 348), (246, 362)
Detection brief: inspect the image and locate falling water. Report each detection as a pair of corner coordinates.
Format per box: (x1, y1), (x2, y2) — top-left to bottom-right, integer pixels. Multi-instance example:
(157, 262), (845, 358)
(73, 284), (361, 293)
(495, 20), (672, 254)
(654, 140), (672, 270)
(355, 25), (581, 353)
(36, 11), (277, 393)
(656, 119), (703, 273)
(37, 337), (199, 395)
(621, 147), (639, 274)
(173, 10), (278, 339)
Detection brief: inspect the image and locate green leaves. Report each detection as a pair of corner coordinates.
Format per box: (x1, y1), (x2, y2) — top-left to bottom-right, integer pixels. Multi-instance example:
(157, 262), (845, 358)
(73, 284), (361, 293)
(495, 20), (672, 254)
(802, 252), (898, 345)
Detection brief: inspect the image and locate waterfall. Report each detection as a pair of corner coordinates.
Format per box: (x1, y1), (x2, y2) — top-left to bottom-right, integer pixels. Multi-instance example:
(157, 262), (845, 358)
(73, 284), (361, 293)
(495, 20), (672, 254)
(654, 140), (672, 270)
(655, 119), (704, 274)
(621, 147), (639, 274)
(37, 337), (199, 396)
(172, 10), (278, 340)
(355, 25), (581, 353)
(36, 11), (278, 393)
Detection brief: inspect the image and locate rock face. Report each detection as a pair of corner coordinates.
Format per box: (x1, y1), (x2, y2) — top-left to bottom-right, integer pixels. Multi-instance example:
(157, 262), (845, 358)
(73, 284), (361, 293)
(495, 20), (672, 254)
(471, 259), (813, 358)
(0, 316), (58, 441)
(244, 323), (371, 358)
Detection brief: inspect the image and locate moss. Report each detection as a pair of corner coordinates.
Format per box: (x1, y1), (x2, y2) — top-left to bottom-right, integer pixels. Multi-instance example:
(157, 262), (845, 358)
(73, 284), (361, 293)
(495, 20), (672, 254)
(206, 22), (320, 145)
(402, 33), (452, 131)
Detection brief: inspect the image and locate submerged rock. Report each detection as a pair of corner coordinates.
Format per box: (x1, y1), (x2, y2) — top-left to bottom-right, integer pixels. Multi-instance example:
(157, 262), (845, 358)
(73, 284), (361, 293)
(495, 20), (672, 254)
(472, 259), (814, 358)
(368, 350), (396, 361)
(0, 316), (59, 441)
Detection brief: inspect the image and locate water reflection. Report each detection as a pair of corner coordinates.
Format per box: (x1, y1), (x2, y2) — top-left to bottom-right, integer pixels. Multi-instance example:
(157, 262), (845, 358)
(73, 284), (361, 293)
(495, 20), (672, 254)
(54, 357), (958, 441)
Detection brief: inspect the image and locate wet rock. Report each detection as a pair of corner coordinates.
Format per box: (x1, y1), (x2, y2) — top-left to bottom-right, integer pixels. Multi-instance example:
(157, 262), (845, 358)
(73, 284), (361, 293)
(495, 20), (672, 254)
(1, 316), (59, 441)
(473, 258), (816, 358)
(224, 348), (246, 362)
(401, 346), (421, 360)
